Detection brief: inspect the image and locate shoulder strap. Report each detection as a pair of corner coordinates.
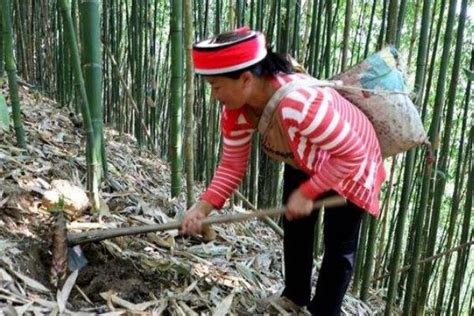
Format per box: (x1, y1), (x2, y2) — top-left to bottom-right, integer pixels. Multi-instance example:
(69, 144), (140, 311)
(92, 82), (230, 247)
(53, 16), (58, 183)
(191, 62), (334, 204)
(257, 79), (340, 134)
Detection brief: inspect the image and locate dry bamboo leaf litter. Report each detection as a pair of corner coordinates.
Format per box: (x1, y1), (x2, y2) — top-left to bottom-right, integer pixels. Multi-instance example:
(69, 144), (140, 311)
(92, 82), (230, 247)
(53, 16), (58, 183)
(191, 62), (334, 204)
(0, 82), (380, 315)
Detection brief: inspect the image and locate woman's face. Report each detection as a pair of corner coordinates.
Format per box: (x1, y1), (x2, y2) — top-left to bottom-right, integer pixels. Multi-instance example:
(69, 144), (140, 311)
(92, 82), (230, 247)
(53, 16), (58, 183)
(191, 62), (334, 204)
(204, 74), (252, 110)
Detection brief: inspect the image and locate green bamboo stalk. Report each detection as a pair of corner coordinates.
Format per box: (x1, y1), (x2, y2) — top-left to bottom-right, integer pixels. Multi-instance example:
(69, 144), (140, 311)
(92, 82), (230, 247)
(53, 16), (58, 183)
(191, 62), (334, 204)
(198, 84), (208, 183)
(417, 0), (469, 312)
(384, 152), (415, 314)
(406, 0), (422, 67)
(373, 157), (397, 289)
(235, 0), (242, 26)
(291, 0), (301, 58)
(352, 213), (369, 294)
(360, 216), (378, 301)
(58, 0), (99, 211)
(0, 0), (26, 148)
(80, 0), (106, 190)
(279, 0), (291, 54)
(184, 0), (195, 208)
(0, 22), (3, 77)
(144, 3), (152, 150)
(323, 0), (332, 78)
(314, 0), (324, 76)
(33, 2), (42, 88)
(13, 0), (27, 82)
(352, 1), (367, 65)
(340, 0), (351, 71)
(249, 135), (260, 206)
(360, 0), (402, 301)
(436, 48), (473, 314)
(373, 241), (474, 283)
(412, 0), (460, 313)
(446, 49), (473, 315)
(385, 0), (398, 45)
(227, 0), (234, 28)
(420, 0), (446, 119)
(205, 5), (221, 185)
(206, 96), (215, 186)
(56, 10), (66, 107)
(306, 0), (318, 74)
(169, 0), (183, 197)
(300, 0), (312, 60)
(395, 0), (408, 47)
(255, 0), (263, 30)
(461, 271), (473, 316)
(102, 0), (109, 124)
(403, 0), (457, 313)
(215, 0), (220, 33)
(376, 0), (387, 50)
(133, 1), (145, 148)
(448, 123), (473, 315)
(385, 0), (432, 312)
(265, 0), (277, 44)
(363, 0), (377, 59)
(249, 0), (255, 28)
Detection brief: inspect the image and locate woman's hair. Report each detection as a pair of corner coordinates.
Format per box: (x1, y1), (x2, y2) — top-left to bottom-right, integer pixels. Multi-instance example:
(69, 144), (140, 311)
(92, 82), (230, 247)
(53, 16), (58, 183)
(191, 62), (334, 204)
(211, 30), (294, 79)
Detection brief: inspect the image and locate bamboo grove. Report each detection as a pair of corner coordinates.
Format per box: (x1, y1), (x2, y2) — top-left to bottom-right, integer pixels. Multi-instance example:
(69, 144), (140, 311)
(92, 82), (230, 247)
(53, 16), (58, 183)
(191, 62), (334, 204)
(0, 0), (472, 314)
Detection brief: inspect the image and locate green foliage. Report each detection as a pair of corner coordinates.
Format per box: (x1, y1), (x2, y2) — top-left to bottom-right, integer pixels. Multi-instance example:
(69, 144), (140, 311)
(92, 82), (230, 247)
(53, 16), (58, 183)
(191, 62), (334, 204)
(0, 94), (9, 130)
(464, 68), (474, 81)
(2, 0), (473, 313)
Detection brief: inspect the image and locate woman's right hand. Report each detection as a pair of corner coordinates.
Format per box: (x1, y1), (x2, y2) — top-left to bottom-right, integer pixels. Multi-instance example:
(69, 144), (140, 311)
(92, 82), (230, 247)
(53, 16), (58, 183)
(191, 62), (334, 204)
(181, 200), (214, 236)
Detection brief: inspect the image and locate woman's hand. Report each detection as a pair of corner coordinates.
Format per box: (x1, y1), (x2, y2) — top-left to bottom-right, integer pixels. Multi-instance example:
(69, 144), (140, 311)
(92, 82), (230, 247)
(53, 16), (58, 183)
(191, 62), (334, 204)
(285, 189), (314, 220)
(181, 200), (214, 235)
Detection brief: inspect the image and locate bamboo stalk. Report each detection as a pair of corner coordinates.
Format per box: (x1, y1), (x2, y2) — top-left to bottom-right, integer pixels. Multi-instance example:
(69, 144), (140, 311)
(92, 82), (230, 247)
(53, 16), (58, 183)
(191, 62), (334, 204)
(233, 190), (283, 237)
(169, 0), (183, 197)
(58, 0), (99, 211)
(0, 0), (26, 148)
(0, 22), (4, 77)
(374, 241), (474, 282)
(184, 0), (195, 209)
(103, 44), (153, 145)
(80, 0), (105, 204)
(405, 0), (459, 313)
(68, 195), (346, 246)
(417, 0), (469, 312)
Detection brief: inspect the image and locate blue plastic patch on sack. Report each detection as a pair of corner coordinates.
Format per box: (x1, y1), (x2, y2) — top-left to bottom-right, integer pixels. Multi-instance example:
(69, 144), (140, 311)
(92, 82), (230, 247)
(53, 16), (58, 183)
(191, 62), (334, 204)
(359, 48), (407, 92)
(332, 47), (428, 156)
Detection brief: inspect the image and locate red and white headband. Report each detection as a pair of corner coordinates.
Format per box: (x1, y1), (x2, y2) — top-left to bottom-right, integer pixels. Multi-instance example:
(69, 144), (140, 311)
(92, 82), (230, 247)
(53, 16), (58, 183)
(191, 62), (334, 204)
(192, 27), (267, 75)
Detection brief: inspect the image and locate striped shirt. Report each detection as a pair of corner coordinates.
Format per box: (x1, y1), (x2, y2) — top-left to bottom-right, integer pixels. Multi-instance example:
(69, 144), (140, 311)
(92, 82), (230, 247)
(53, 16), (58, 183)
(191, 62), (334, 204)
(201, 72), (386, 216)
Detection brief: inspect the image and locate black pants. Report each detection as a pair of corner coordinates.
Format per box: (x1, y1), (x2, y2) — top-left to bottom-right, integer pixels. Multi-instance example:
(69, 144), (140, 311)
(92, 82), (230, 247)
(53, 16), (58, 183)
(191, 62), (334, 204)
(281, 164), (363, 316)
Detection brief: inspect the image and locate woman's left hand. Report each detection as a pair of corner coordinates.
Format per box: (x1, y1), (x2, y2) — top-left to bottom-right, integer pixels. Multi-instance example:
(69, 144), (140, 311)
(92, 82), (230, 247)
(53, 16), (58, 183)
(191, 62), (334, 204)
(285, 189), (314, 221)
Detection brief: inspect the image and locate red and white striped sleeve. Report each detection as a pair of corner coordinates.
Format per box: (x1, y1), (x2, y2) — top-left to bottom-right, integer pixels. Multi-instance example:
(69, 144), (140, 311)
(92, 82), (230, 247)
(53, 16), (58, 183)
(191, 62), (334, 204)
(279, 87), (366, 200)
(201, 108), (254, 209)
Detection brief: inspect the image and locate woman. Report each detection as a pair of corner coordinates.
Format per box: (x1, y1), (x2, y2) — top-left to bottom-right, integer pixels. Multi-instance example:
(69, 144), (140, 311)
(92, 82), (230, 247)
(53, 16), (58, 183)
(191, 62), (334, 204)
(181, 27), (386, 315)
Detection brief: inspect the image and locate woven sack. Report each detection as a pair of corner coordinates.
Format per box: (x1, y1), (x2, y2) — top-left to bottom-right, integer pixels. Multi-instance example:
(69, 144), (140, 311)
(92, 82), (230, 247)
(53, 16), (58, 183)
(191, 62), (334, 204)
(332, 47), (428, 157)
